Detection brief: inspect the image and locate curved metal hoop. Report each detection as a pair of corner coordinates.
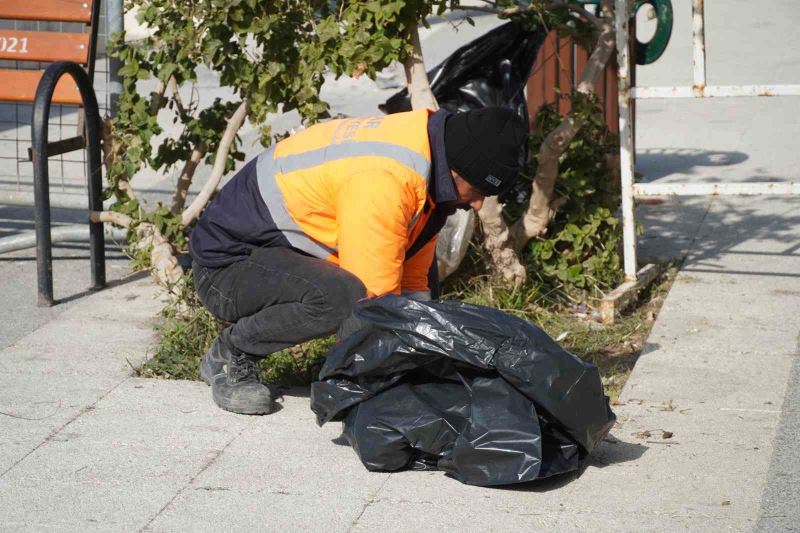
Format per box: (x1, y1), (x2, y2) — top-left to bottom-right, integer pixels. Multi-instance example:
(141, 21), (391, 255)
(31, 61), (105, 306)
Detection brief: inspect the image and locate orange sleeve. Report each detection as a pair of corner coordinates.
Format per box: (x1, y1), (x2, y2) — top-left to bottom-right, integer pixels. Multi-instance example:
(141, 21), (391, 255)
(337, 171), (417, 297)
(400, 236), (436, 293)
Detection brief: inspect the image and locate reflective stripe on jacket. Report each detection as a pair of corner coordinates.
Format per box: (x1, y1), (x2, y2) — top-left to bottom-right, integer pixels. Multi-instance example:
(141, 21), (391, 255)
(190, 109), (443, 297)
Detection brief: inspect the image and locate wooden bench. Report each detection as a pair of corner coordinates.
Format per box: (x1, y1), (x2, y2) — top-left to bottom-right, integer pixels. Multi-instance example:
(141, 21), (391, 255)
(0, 0), (99, 107)
(0, 0), (105, 306)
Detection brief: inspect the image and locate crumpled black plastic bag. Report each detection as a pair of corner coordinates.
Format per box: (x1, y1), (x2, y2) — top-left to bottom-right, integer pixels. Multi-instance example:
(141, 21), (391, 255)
(310, 296), (616, 486)
(380, 20), (547, 120)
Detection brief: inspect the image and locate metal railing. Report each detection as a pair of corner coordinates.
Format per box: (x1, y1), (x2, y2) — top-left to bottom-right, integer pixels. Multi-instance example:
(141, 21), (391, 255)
(615, 0), (800, 280)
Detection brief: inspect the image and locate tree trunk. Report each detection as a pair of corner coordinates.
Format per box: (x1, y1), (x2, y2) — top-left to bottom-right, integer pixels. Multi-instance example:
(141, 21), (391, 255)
(181, 101), (248, 227)
(90, 211), (184, 288)
(510, 12), (616, 250)
(171, 144), (206, 214)
(403, 26), (438, 111)
(475, 5), (616, 285)
(477, 197), (526, 287)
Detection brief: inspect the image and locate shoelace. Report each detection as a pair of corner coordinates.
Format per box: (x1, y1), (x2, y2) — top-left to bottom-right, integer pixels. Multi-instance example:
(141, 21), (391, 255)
(228, 356), (259, 383)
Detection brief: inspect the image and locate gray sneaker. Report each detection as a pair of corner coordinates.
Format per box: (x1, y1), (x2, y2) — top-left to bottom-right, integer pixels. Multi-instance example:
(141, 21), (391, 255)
(211, 353), (274, 415)
(199, 338), (232, 386)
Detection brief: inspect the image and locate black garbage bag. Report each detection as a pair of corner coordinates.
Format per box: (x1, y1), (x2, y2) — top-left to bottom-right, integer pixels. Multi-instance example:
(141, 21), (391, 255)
(310, 296), (616, 487)
(380, 20), (547, 120)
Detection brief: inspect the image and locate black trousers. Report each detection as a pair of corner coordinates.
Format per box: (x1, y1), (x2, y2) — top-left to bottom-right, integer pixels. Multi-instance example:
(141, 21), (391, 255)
(192, 247), (366, 357)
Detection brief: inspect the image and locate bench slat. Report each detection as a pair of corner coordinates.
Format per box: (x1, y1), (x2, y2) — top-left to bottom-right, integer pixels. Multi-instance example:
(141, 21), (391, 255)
(0, 70), (82, 105)
(0, 0), (94, 24)
(0, 31), (90, 64)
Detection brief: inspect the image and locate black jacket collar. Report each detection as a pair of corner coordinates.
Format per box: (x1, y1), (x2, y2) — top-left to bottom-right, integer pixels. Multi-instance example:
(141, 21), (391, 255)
(427, 109), (458, 205)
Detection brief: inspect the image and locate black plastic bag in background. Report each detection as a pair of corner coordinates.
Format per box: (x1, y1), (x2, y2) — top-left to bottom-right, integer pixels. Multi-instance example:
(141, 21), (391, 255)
(380, 20), (547, 123)
(310, 296), (616, 487)
(382, 21), (548, 274)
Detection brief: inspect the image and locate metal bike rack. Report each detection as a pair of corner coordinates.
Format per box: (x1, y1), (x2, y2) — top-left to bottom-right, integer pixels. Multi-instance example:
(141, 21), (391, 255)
(615, 0), (800, 281)
(32, 61), (106, 306)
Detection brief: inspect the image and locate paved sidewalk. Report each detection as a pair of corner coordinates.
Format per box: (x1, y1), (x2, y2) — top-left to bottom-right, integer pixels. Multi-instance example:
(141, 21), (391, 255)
(1, 196), (798, 532)
(2, 1), (799, 530)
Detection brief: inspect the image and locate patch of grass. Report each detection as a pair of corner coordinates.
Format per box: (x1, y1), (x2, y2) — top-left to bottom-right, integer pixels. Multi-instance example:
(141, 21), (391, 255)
(136, 274), (336, 385)
(140, 265), (677, 399)
(257, 337), (335, 386)
(136, 278), (221, 381)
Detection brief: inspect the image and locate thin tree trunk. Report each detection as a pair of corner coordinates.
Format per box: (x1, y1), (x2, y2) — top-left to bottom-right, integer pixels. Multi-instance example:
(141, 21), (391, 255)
(90, 210), (132, 227)
(181, 101), (248, 227)
(448, 2), (616, 283)
(478, 197), (526, 287)
(171, 144), (206, 214)
(510, 6), (616, 250)
(403, 26), (438, 111)
(90, 210), (184, 288)
(101, 118), (136, 201)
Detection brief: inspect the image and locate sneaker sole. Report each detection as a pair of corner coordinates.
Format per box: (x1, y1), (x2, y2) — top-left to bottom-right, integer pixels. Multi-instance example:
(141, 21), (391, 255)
(212, 387), (273, 415)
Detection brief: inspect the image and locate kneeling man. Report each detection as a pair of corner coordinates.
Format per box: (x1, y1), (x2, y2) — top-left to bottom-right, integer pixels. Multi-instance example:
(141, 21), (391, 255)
(189, 107), (528, 415)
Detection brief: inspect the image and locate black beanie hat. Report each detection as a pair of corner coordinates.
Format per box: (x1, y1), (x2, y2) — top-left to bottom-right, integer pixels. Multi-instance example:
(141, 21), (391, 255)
(444, 107), (529, 196)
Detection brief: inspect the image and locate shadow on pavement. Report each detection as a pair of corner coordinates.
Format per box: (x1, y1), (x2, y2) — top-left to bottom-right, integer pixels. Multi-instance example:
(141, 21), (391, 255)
(56, 269), (149, 305)
(640, 195), (800, 276)
(637, 148), (750, 181)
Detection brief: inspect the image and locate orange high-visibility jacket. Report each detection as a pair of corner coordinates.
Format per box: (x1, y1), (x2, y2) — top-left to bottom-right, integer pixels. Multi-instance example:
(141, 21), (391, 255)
(190, 109), (455, 297)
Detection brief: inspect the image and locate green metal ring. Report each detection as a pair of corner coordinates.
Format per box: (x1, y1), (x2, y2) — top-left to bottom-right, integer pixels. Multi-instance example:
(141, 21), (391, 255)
(634, 0), (673, 65)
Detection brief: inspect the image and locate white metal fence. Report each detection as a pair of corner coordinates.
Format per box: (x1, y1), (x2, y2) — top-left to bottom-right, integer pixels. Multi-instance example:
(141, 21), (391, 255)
(615, 0), (800, 280)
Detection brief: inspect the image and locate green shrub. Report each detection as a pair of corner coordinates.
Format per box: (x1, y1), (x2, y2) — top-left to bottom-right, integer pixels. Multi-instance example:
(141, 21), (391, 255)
(523, 94), (622, 300)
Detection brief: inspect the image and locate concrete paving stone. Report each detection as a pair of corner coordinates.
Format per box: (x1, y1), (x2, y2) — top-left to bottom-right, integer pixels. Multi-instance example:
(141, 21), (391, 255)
(662, 272), (800, 301)
(643, 320), (796, 358)
(189, 394), (391, 500)
(144, 487), (371, 533)
(0, 480), (175, 532)
(0, 243), (133, 350)
(612, 402), (780, 446)
(64, 277), (165, 322)
(636, 199), (711, 262)
(0, 344), (151, 380)
(540, 513), (752, 533)
(350, 497), (751, 533)
(636, 100), (800, 185)
(622, 352), (794, 406)
(682, 251), (800, 278)
(701, 196), (800, 218)
(351, 498), (560, 533)
(361, 432), (763, 518)
(16, 160), (33, 177)
(9, 318), (156, 353)
(60, 161), (89, 181)
(55, 378), (252, 452)
(0, 371), (119, 419)
(0, 372), (125, 475)
(1, 380), (244, 487)
(3, 437), (218, 489)
(0, 123), (20, 141)
(0, 417), (73, 476)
